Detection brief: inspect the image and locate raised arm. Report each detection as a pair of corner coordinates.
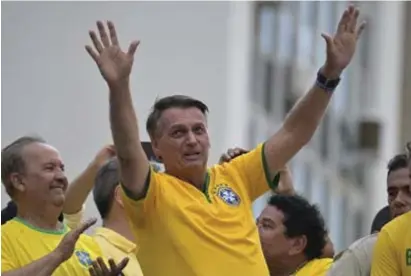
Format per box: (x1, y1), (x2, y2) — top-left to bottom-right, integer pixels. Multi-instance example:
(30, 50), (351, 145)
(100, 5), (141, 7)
(64, 145), (116, 216)
(264, 5), (365, 179)
(86, 21), (150, 199)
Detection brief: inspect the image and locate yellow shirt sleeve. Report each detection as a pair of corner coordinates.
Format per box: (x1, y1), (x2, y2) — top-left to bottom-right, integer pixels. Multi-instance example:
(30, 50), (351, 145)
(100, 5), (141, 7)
(221, 143), (279, 201)
(1, 228), (17, 272)
(371, 228), (399, 276)
(63, 204), (85, 230)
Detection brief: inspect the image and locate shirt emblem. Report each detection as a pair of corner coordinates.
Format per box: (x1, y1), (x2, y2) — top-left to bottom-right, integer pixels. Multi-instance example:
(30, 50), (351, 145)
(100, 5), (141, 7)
(75, 250), (93, 267)
(214, 184), (241, 206)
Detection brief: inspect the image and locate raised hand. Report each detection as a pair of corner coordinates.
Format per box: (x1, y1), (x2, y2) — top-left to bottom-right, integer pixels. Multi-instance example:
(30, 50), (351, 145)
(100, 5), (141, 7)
(93, 145), (116, 168)
(54, 218), (97, 263)
(88, 257), (129, 276)
(85, 21), (140, 85)
(321, 5), (366, 76)
(218, 148), (249, 164)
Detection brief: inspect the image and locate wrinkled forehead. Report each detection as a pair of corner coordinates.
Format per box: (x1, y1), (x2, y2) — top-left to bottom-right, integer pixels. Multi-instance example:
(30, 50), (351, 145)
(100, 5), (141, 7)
(387, 168), (411, 187)
(159, 107), (207, 128)
(22, 143), (63, 165)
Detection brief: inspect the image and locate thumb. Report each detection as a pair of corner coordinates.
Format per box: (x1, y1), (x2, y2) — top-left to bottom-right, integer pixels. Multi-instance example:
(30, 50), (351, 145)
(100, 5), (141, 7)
(321, 33), (334, 51)
(72, 218), (97, 238)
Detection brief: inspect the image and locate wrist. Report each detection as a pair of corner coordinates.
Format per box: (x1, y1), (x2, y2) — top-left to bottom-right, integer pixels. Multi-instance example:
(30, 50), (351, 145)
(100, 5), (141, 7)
(107, 79), (130, 91)
(320, 64), (342, 80)
(49, 249), (65, 266)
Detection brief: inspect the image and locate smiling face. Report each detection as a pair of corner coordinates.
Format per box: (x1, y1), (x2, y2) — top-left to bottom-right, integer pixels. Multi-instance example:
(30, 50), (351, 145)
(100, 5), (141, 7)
(14, 142), (68, 208)
(152, 107), (210, 174)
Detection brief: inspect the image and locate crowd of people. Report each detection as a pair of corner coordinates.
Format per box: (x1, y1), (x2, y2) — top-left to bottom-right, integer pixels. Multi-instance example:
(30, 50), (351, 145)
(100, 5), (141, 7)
(1, 5), (410, 276)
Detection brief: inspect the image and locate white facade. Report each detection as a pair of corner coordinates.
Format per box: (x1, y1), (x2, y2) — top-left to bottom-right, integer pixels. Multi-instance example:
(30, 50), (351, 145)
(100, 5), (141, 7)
(1, 1), (407, 252)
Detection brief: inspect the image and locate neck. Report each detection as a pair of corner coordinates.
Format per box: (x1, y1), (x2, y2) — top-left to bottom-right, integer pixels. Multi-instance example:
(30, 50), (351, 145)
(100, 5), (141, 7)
(167, 167), (207, 190)
(267, 256), (306, 276)
(17, 204), (62, 231)
(103, 215), (135, 242)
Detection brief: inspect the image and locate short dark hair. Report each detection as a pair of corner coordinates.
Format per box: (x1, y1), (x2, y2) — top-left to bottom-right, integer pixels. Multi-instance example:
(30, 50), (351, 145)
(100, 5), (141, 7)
(1, 135), (46, 197)
(93, 157), (120, 220)
(146, 95), (209, 139)
(268, 194), (327, 261)
(370, 205), (391, 234)
(387, 153), (408, 177)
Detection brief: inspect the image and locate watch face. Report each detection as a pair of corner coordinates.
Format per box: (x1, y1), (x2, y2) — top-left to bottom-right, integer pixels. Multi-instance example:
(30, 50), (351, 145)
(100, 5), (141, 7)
(141, 141), (165, 172)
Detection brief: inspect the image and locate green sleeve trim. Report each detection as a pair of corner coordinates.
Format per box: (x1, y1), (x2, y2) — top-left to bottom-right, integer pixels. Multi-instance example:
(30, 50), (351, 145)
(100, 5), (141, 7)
(121, 167), (151, 201)
(261, 142), (281, 191)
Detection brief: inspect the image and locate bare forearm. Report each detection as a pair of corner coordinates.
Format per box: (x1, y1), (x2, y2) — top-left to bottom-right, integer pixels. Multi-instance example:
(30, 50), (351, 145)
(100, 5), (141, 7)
(108, 81), (142, 159)
(108, 81), (149, 196)
(3, 252), (62, 276)
(63, 162), (100, 214)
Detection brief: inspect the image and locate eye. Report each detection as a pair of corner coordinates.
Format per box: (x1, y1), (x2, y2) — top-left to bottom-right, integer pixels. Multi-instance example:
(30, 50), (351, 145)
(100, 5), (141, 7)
(193, 126), (205, 134)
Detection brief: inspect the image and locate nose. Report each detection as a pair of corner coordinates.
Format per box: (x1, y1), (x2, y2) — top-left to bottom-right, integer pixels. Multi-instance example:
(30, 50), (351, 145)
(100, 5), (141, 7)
(393, 191), (407, 207)
(186, 131), (198, 145)
(55, 170), (68, 185)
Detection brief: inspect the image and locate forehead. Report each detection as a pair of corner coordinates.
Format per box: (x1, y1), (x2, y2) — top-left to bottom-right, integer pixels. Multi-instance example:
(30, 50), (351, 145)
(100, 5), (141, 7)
(22, 143), (62, 164)
(387, 168), (411, 187)
(159, 107), (207, 128)
(259, 205), (285, 224)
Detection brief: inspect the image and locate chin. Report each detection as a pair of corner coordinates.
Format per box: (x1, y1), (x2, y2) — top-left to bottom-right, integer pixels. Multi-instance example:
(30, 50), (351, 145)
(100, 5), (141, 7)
(52, 195), (65, 207)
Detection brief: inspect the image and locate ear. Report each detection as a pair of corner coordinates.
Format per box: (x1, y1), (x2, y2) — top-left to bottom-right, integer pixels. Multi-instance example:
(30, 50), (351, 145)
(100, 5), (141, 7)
(10, 172), (26, 193)
(150, 139), (162, 161)
(288, 235), (307, 256)
(114, 185), (124, 208)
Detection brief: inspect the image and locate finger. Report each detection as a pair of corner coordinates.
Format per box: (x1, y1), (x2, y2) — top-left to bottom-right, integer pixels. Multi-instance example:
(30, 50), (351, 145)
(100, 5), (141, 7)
(356, 21), (366, 39)
(127, 40), (140, 57)
(348, 7), (359, 33)
(219, 154), (231, 164)
(85, 45), (100, 65)
(89, 31), (104, 53)
(97, 21), (110, 47)
(321, 33), (334, 52)
(107, 21), (119, 46)
(228, 149), (236, 157)
(97, 257), (109, 275)
(91, 260), (103, 276)
(73, 218), (97, 236)
(336, 9), (350, 34)
(88, 267), (97, 276)
(114, 258), (129, 273)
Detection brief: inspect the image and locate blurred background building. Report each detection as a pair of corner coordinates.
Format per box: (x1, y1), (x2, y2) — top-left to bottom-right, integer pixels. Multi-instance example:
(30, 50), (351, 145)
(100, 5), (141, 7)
(2, 1), (410, 252)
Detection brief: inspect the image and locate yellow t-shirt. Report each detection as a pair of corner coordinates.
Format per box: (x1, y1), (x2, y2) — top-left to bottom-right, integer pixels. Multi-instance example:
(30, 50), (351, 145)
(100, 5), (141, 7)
(64, 208), (144, 276)
(295, 258), (333, 276)
(371, 211), (411, 276)
(121, 143), (278, 276)
(2, 217), (103, 275)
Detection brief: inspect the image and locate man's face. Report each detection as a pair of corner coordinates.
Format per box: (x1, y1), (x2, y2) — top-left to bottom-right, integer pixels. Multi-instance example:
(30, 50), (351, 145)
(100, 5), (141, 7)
(17, 143), (68, 208)
(257, 205), (300, 263)
(387, 167), (411, 218)
(152, 107), (210, 173)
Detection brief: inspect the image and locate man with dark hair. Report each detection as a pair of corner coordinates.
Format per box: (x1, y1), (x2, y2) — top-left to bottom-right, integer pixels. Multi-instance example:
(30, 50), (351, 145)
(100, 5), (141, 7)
(371, 142), (411, 275)
(258, 194), (331, 276)
(328, 152), (411, 276)
(370, 206), (390, 234)
(86, 6), (364, 275)
(0, 136), (126, 275)
(70, 157), (144, 276)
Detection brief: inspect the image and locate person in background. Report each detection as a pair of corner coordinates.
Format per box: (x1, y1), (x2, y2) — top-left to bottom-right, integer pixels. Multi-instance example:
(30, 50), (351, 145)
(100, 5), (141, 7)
(328, 152), (411, 276)
(64, 154), (144, 276)
(258, 194), (332, 276)
(1, 136), (126, 276)
(221, 148), (335, 259)
(370, 205), (390, 234)
(85, 5), (364, 275)
(371, 142), (411, 276)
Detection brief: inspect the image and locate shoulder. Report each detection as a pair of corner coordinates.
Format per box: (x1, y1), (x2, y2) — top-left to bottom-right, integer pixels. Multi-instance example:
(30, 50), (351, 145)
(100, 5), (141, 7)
(348, 234), (378, 252)
(381, 212), (410, 239)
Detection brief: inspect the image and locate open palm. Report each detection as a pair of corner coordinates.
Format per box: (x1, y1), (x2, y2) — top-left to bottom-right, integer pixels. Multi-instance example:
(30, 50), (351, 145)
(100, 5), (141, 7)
(322, 5), (366, 72)
(86, 21), (140, 84)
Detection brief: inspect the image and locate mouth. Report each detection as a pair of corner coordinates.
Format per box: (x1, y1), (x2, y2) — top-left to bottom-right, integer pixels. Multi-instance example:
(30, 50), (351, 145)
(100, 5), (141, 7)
(183, 152), (201, 160)
(50, 186), (66, 192)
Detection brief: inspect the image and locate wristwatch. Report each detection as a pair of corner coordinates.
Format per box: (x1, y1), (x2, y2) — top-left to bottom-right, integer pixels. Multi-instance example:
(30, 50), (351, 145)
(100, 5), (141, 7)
(315, 70), (341, 93)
